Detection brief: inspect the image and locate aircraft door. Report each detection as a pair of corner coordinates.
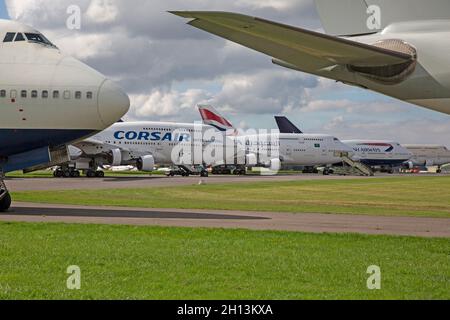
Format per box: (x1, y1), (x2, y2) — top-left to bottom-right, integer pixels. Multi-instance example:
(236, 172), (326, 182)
(286, 145), (293, 157)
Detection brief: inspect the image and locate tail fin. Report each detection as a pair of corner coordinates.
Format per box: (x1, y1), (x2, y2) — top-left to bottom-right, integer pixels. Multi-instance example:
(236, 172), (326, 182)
(315, 0), (450, 36)
(275, 116), (303, 134)
(198, 105), (238, 135)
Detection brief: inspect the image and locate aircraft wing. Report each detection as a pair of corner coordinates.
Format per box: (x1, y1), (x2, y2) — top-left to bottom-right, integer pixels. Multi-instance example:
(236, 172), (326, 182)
(170, 11), (412, 73)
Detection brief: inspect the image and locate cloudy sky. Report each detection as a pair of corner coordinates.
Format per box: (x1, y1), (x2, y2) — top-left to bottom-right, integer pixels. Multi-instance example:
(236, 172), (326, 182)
(2, 0), (450, 145)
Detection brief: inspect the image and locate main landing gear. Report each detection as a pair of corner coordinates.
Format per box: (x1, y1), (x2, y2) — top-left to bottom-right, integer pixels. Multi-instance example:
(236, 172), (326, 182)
(86, 170), (105, 178)
(0, 175), (11, 212)
(166, 165), (209, 178)
(53, 167), (105, 178)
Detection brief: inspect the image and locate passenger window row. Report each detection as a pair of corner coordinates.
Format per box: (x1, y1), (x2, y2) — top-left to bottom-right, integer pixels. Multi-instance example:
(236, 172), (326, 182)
(0, 89), (94, 100)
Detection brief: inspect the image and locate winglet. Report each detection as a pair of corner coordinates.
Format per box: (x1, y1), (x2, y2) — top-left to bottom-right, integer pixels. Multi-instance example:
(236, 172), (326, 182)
(168, 11), (194, 18)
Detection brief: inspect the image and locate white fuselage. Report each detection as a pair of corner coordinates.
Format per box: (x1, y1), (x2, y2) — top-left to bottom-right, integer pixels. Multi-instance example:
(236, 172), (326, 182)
(0, 19), (130, 172)
(236, 133), (352, 166)
(77, 123), (352, 168)
(404, 145), (450, 167)
(344, 140), (413, 166)
(88, 122), (237, 166)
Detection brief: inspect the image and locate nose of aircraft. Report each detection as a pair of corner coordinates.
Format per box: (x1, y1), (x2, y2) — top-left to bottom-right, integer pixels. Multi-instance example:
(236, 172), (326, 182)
(98, 80), (130, 126)
(338, 141), (354, 154)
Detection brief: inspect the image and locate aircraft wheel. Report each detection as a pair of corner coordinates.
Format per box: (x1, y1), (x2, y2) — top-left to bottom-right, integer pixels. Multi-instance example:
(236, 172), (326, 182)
(54, 170), (63, 178)
(96, 171), (105, 178)
(0, 193), (11, 212)
(70, 170), (81, 178)
(86, 170), (96, 178)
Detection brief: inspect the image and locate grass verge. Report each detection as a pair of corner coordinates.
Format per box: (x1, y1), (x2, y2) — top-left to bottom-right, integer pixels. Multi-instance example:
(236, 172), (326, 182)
(12, 177), (450, 218)
(0, 222), (448, 300)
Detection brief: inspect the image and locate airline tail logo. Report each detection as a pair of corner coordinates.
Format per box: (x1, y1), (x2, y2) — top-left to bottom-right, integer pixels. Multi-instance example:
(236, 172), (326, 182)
(198, 105), (238, 136)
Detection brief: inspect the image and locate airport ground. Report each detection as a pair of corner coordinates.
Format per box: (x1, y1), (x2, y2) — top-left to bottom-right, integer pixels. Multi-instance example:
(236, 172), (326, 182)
(0, 173), (449, 299)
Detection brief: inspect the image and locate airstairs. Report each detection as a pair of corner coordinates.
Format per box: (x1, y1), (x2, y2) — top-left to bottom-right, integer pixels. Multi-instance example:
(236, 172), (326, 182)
(332, 153), (374, 177)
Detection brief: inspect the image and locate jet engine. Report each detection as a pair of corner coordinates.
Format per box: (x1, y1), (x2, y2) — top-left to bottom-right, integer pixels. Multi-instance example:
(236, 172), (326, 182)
(137, 155), (155, 172)
(406, 161), (415, 170)
(349, 39), (417, 85)
(110, 149), (122, 166)
(245, 154), (258, 167)
(266, 158), (281, 172)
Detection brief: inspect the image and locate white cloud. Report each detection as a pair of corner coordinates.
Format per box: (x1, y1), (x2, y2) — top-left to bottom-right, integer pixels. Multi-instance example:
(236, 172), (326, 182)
(86, 0), (119, 24)
(302, 99), (403, 114)
(128, 89), (213, 122)
(235, 0), (296, 10)
(324, 116), (345, 131)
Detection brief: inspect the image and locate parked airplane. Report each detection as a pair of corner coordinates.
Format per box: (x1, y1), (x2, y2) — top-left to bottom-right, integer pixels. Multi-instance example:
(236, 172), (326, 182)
(172, 0), (450, 115)
(198, 105), (353, 172)
(403, 145), (450, 172)
(0, 19), (130, 211)
(275, 117), (413, 172)
(53, 120), (247, 178)
(343, 140), (413, 171)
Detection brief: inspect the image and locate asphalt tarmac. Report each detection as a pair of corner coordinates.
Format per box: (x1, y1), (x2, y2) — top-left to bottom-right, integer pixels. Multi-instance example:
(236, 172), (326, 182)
(1, 202), (448, 238)
(6, 173), (409, 192)
(2, 174), (448, 238)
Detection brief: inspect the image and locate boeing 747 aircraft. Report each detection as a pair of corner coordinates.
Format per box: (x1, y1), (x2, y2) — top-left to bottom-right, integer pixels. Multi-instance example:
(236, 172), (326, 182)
(275, 117), (413, 173)
(343, 140), (413, 170)
(198, 105), (353, 172)
(0, 20), (130, 211)
(53, 120), (248, 178)
(404, 145), (450, 172)
(172, 0), (450, 115)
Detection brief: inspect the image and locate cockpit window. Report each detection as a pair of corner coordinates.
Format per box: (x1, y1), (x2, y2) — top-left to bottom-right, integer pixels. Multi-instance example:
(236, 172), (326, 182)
(3, 32), (57, 47)
(14, 33), (25, 42)
(3, 32), (15, 42)
(24, 33), (57, 48)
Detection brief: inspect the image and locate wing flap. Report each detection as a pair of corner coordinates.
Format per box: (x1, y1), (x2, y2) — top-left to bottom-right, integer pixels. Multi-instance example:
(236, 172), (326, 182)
(171, 11), (412, 71)
(72, 139), (129, 157)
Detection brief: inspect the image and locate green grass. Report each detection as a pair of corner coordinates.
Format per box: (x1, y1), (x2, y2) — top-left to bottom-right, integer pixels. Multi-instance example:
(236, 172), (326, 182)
(13, 177), (450, 218)
(0, 222), (448, 300)
(6, 171), (55, 179)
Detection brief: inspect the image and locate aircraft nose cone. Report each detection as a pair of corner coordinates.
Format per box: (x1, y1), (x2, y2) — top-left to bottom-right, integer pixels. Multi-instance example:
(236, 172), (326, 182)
(339, 142), (353, 154)
(98, 80), (130, 126)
